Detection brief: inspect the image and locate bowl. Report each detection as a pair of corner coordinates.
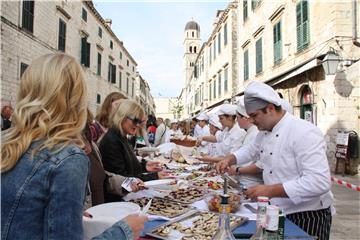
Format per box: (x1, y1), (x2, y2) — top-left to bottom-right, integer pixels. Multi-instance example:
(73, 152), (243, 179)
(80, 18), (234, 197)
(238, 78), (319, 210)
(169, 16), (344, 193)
(206, 193), (241, 213)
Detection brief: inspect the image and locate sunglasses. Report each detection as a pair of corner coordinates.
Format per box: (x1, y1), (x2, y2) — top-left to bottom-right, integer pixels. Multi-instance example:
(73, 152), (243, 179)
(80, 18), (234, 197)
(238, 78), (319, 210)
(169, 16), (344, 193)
(127, 116), (145, 126)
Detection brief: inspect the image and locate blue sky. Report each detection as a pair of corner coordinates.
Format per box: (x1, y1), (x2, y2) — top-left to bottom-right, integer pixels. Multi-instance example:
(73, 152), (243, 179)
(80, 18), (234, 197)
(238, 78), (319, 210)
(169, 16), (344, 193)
(93, 0), (229, 98)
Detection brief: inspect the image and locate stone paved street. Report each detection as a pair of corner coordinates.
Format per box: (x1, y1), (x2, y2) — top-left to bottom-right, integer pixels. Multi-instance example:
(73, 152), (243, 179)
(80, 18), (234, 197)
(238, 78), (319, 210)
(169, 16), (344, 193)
(330, 173), (360, 240)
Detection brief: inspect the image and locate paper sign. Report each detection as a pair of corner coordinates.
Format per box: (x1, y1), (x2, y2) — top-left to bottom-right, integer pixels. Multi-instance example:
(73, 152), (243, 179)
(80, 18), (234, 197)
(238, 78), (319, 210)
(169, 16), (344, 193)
(336, 132), (349, 146)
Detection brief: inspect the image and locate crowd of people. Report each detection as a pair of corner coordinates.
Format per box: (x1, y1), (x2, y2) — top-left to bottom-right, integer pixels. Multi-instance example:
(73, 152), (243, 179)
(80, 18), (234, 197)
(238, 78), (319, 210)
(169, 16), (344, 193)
(1, 53), (334, 240)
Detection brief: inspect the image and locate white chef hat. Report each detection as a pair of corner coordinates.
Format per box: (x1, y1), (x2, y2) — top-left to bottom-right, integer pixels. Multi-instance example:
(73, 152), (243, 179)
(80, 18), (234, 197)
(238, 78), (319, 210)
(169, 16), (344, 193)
(170, 119), (178, 124)
(208, 114), (222, 129)
(196, 112), (209, 121)
(280, 98), (293, 114)
(236, 96), (249, 118)
(217, 103), (237, 116)
(244, 81), (282, 113)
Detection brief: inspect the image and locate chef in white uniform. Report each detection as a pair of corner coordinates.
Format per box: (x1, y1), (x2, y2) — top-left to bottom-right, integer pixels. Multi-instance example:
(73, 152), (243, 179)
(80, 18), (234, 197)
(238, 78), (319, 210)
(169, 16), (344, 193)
(216, 81), (333, 240)
(196, 104), (246, 162)
(228, 96), (263, 187)
(193, 112), (210, 154)
(207, 114), (223, 157)
(165, 119), (183, 142)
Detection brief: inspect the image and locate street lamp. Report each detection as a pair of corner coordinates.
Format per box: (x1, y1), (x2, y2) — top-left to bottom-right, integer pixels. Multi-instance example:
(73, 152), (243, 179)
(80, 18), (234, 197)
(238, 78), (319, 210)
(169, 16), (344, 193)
(322, 49), (341, 75)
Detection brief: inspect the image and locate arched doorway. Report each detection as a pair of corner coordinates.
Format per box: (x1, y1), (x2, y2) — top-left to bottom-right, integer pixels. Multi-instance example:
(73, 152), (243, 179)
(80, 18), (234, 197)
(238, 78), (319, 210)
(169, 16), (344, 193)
(300, 85), (313, 123)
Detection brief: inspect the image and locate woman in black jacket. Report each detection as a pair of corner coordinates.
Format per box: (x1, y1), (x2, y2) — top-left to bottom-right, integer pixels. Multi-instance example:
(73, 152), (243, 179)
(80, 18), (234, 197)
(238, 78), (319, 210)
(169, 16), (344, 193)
(99, 100), (170, 201)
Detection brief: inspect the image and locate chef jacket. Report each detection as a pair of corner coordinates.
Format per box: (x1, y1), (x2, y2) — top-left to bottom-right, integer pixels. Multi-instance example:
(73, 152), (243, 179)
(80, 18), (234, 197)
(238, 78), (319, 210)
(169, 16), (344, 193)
(216, 124), (246, 156)
(207, 130), (223, 156)
(233, 112), (333, 215)
(194, 124), (210, 154)
(165, 129), (183, 142)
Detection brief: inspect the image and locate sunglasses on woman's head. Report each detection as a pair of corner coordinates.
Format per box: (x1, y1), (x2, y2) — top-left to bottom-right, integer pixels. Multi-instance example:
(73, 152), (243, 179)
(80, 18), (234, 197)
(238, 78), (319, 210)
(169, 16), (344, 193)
(127, 116), (145, 126)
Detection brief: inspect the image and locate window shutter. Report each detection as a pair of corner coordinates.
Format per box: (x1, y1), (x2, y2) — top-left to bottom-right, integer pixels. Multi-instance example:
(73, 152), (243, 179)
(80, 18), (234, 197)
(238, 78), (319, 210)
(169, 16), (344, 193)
(111, 64), (116, 83)
(218, 74), (221, 96)
(244, 50), (249, 81)
(274, 21), (282, 64)
(81, 37), (87, 65)
(256, 38), (262, 73)
(108, 63), (111, 82)
(85, 42), (90, 67)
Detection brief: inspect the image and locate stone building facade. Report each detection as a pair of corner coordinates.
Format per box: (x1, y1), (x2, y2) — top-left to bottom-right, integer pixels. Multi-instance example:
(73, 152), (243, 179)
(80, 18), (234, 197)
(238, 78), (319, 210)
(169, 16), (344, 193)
(236, 0), (360, 171)
(1, 0), (154, 114)
(181, 1), (238, 117)
(136, 73), (156, 115)
(181, 0), (360, 171)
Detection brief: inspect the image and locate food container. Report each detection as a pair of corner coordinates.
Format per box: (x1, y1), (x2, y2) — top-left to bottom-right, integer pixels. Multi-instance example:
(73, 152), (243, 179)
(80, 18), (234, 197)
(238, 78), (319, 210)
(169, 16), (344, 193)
(146, 210), (248, 240)
(206, 192), (242, 213)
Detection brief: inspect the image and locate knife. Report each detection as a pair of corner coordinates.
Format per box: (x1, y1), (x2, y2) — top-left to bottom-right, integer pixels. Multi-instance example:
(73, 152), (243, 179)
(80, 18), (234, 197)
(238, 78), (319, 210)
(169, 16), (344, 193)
(243, 203), (257, 213)
(141, 199), (152, 215)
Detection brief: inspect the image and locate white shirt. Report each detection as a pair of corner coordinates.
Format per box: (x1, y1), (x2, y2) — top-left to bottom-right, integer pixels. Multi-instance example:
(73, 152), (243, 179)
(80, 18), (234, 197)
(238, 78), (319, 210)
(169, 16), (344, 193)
(242, 125), (259, 146)
(154, 123), (167, 147)
(207, 130), (223, 157)
(194, 124), (210, 154)
(216, 124), (246, 156)
(165, 129), (183, 142)
(233, 112), (333, 214)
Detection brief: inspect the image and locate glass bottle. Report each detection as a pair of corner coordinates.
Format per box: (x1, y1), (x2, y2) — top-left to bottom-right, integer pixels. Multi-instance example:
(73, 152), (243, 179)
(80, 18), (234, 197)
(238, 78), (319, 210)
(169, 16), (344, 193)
(263, 205), (279, 240)
(250, 196), (269, 240)
(212, 194), (236, 240)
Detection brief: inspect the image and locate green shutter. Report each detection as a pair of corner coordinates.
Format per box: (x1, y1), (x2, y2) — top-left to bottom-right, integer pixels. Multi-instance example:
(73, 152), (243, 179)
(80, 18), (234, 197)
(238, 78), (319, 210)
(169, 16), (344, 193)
(296, 0), (310, 52)
(218, 74), (221, 96)
(111, 64), (116, 83)
(244, 50), (249, 81)
(274, 20), (282, 64)
(256, 38), (262, 73)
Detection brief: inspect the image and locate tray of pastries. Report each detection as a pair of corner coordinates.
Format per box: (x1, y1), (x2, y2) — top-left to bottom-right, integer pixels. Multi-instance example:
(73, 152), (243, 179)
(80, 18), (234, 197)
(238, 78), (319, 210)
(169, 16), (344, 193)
(129, 197), (191, 218)
(146, 210), (248, 240)
(164, 187), (206, 204)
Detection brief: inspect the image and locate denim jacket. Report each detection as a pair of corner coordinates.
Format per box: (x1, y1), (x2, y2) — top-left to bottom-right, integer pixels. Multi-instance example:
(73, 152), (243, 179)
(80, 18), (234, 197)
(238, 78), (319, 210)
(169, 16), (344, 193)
(1, 141), (134, 240)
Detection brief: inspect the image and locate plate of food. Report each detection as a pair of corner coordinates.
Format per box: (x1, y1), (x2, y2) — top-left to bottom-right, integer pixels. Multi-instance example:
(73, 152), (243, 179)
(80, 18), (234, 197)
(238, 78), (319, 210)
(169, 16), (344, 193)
(144, 179), (176, 187)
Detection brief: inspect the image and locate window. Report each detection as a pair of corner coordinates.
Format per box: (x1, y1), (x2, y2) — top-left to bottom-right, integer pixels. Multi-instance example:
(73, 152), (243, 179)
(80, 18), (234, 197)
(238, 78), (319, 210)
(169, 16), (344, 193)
(126, 78), (129, 93)
(132, 81), (134, 97)
(126, 60), (129, 67)
(119, 71), (122, 89)
(213, 79), (217, 99)
(224, 23), (228, 46)
(110, 40), (113, 49)
(300, 85), (313, 123)
(218, 33), (221, 54)
(96, 94), (101, 104)
(251, 0), (261, 10)
(209, 45), (212, 65)
(132, 66), (135, 72)
(243, 0), (248, 22)
(98, 27), (102, 38)
(296, 0), (310, 52)
(209, 82), (212, 101)
(192, 31), (194, 37)
(81, 37), (90, 67)
(20, 62), (28, 77)
(244, 49), (249, 80)
(273, 20), (282, 64)
(119, 51), (122, 59)
(189, 46), (192, 53)
(218, 73), (222, 96)
(108, 62), (116, 83)
(213, 40), (216, 60)
(58, 19), (66, 52)
(224, 68), (228, 92)
(194, 47), (197, 53)
(97, 53), (101, 75)
(255, 38), (263, 74)
(22, 0), (34, 33)
(82, 8), (87, 22)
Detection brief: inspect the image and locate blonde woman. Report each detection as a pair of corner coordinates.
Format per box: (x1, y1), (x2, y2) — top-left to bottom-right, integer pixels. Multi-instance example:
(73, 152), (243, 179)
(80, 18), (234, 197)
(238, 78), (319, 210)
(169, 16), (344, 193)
(1, 54), (147, 240)
(99, 100), (171, 201)
(92, 92), (126, 142)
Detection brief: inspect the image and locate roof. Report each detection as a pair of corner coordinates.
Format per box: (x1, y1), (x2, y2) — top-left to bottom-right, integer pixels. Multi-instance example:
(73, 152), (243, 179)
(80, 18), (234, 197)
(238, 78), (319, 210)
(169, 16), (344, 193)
(185, 21), (200, 31)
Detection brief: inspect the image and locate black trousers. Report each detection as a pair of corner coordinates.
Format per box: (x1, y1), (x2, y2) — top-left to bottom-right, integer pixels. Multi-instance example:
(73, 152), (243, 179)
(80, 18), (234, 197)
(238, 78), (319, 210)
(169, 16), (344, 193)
(287, 207), (332, 240)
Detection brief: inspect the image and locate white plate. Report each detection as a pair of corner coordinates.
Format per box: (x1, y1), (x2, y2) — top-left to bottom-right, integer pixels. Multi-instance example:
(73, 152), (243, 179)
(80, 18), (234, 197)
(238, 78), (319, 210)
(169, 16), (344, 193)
(83, 202), (140, 240)
(144, 179), (174, 187)
(157, 142), (176, 153)
(137, 147), (159, 153)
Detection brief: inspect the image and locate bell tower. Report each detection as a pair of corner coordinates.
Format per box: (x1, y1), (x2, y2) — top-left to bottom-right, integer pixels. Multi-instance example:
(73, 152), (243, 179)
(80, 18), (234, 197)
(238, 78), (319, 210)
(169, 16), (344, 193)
(183, 20), (201, 85)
